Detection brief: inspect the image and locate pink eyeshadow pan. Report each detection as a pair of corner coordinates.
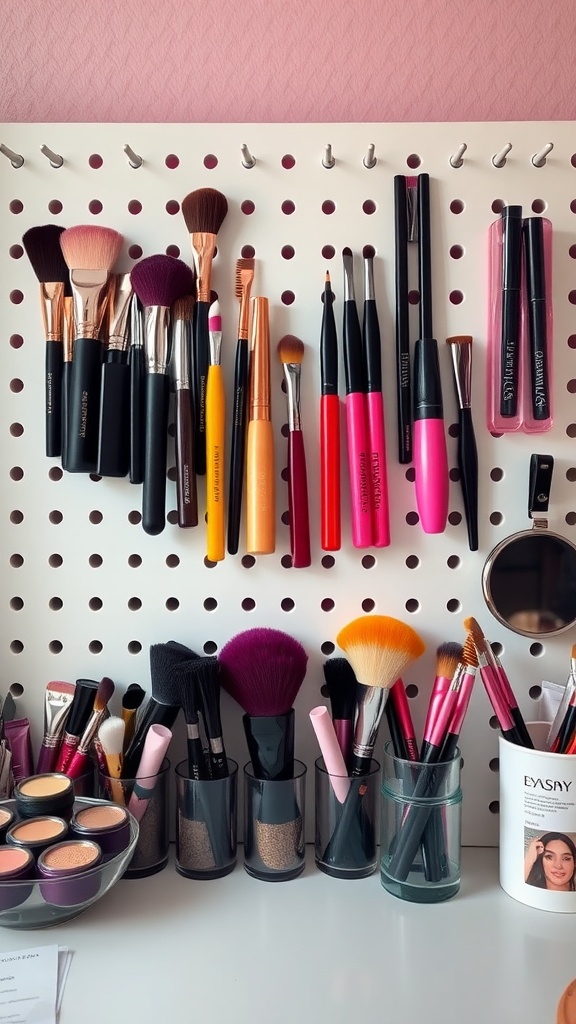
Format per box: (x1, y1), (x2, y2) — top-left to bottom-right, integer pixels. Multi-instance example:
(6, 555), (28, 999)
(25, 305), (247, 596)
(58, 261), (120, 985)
(0, 848), (30, 871)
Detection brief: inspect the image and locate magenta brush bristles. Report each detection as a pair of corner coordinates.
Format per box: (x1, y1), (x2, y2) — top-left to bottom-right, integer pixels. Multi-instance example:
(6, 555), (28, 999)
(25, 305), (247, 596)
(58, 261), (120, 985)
(218, 627), (308, 716)
(130, 254), (195, 309)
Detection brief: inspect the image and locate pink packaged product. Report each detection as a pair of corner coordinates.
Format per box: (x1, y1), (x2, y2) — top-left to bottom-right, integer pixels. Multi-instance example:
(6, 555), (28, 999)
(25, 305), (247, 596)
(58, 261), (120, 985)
(487, 208), (553, 434)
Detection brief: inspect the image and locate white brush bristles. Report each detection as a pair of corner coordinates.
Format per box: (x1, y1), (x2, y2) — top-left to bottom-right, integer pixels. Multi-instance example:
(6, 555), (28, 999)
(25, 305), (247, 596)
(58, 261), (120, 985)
(336, 615), (425, 690)
(98, 715), (125, 758)
(60, 225), (123, 271)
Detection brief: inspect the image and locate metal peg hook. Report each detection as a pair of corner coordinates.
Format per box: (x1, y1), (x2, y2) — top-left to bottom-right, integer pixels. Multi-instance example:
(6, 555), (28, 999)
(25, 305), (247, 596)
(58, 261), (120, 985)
(450, 143), (467, 169)
(40, 144), (63, 168)
(0, 143), (24, 169)
(363, 143), (377, 169)
(492, 143), (513, 168)
(123, 144), (143, 169)
(532, 143), (554, 168)
(241, 143), (256, 169)
(322, 144), (335, 169)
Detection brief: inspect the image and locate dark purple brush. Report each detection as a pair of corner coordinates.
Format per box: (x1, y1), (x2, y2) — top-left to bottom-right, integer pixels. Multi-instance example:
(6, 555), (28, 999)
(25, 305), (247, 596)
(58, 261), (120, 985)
(219, 627), (308, 780)
(130, 255), (195, 536)
(22, 225), (69, 458)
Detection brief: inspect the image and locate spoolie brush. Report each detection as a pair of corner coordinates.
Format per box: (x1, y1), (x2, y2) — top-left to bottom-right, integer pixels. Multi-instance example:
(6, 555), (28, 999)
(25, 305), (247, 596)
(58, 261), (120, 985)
(130, 255), (195, 536)
(322, 658), (358, 765)
(181, 188), (229, 476)
(277, 335), (311, 568)
(336, 615), (425, 775)
(22, 224), (69, 458)
(59, 224), (124, 473)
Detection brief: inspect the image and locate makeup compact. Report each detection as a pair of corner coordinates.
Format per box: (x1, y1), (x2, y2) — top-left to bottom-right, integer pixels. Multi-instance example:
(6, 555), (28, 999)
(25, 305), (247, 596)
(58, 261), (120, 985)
(37, 839), (102, 906)
(0, 807), (15, 844)
(0, 847), (35, 911)
(482, 455), (576, 638)
(6, 816), (69, 861)
(14, 773), (74, 820)
(70, 802), (131, 858)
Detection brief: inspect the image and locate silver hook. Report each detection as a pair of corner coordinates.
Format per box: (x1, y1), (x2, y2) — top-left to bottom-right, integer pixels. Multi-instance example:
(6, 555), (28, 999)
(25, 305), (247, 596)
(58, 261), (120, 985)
(492, 143), (512, 168)
(0, 143), (24, 168)
(322, 144), (335, 169)
(40, 144), (63, 168)
(123, 144), (143, 169)
(363, 143), (377, 169)
(449, 143), (467, 169)
(241, 143), (256, 169)
(532, 143), (554, 168)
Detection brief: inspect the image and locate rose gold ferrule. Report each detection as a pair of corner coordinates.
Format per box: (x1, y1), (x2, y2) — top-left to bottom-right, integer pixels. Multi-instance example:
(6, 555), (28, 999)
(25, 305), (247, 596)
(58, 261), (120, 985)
(107, 273), (133, 352)
(190, 233), (216, 302)
(249, 297), (270, 421)
(63, 297), (74, 362)
(40, 281), (65, 342)
(69, 269), (110, 341)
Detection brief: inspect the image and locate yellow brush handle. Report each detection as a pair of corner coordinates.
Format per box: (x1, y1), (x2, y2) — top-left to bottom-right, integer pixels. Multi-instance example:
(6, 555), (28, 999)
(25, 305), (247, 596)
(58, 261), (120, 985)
(206, 364), (226, 562)
(246, 418), (275, 555)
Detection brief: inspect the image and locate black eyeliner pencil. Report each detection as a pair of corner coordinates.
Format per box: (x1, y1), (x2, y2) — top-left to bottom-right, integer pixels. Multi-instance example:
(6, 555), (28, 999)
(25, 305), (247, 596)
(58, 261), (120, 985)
(499, 206), (523, 418)
(394, 175), (411, 464)
(524, 216), (550, 421)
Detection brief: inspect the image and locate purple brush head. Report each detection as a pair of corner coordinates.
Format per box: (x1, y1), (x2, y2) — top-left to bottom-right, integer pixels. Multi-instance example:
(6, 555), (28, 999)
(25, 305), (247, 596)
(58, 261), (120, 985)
(218, 627), (308, 717)
(130, 254), (194, 309)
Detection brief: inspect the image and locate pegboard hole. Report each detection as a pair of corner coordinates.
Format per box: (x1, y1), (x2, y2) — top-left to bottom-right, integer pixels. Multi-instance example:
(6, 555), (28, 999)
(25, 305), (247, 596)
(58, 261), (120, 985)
(281, 555), (293, 569)
(281, 155), (296, 169)
(362, 599), (375, 612)
(9, 244), (23, 259)
(167, 510), (178, 525)
(241, 555), (256, 568)
(9, 291), (23, 305)
(407, 290), (420, 305)
(281, 511), (290, 526)
(166, 245), (180, 258)
(362, 200), (376, 215)
(166, 554), (180, 568)
(10, 511), (23, 524)
(203, 598), (218, 611)
(10, 554), (23, 568)
(405, 555), (419, 569)
(166, 598), (179, 611)
(491, 642), (503, 658)
(362, 555), (376, 569)
(568, 380), (576, 394)
(88, 154), (103, 169)
(10, 597), (24, 611)
(165, 154), (179, 169)
(241, 245), (255, 259)
(448, 423), (460, 438)
(281, 245), (295, 260)
(569, 291), (576, 306)
(447, 555), (461, 569)
(448, 512), (462, 526)
(321, 641), (335, 656)
(281, 597), (295, 612)
(49, 597), (62, 611)
(405, 599), (420, 613)
(128, 511), (141, 525)
(450, 245), (464, 259)
(491, 199), (505, 214)
(89, 200), (103, 215)
(89, 510), (103, 524)
(489, 758), (500, 773)
(567, 468), (576, 482)
(128, 245), (142, 260)
(449, 468), (460, 483)
(204, 557), (217, 569)
(406, 154), (421, 168)
(571, 200), (576, 214)
(489, 715), (500, 731)
(531, 199), (546, 213)
(405, 684), (419, 699)
(489, 511), (504, 526)
(242, 598), (256, 611)
(10, 467), (24, 481)
(10, 335), (23, 349)
(321, 245), (335, 260)
(565, 512), (576, 526)
(9, 200), (23, 214)
(48, 510), (62, 524)
(48, 467), (62, 481)
(567, 424), (576, 438)
(321, 598), (335, 612)
(241, 200), (255, 215)
(405, 467), (416, 482)
(282, 200), (295, 215)
(406, 512), (419, 526)
(128, 199), (142, 215)
(321, 555), (335, 568)
(204, 640), (217, 655)
(48, 641), (62, 654)
(128, 641), (142, 655)
(450, 199), (464, 214)
(488, 801), (500, 815)
(166, 200), (180, 215)
(48, 554), (62, 568)
(89, 641), (103, 654)
(447, 599), (462, 613)
(89, 597), (103, 611)
(449, 290), (464, 304)
(127, 554), (141, 568)
(322, 200), (335, 215)
(48, 200), (63, 214)
(281, 290), (295, 305)
(490, 467), (504, 481)
(203, 154), (218, 169)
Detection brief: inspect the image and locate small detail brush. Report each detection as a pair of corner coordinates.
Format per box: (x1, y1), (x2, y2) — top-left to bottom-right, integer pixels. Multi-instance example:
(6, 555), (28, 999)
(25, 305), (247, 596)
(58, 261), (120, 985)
(36, 680), (76, 774)
(320, 271), (341, 551)
(59, 225), (124, 473)
(55, 679), (98, 773)
(206, 300), (226, 561)
(228, 257), (255, 555)
(130, 255), (195, 536)
(121, 683), (146, 755)
(322, 657), (358, 765)
(66, 676), (115, 780)
(363, 246), (390, 547)
(246, 297), (275, 555)
(61, 290), (74, 470)
(342, 247), (373, 548)
(336, 615), (425, 776)
(171, 293), (198, 528)
(22, 224), (68, 458)
(181, 187), (229, 476)
(421, 641), (463, 759)
(187, 657), (228, 779)
(446, 335), (478, 551)
(97, 272), (134, 477)
(174, 660), (207, 779)
(277, 335), (311, 568)
(129, 294), (145, 484)
(97, 715), (125, 804)
(464, 616), (532, 747)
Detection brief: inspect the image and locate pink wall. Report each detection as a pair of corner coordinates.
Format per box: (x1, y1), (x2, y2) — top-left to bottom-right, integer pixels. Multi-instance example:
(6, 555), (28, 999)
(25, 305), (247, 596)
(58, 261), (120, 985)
(1, 0), (575, 122)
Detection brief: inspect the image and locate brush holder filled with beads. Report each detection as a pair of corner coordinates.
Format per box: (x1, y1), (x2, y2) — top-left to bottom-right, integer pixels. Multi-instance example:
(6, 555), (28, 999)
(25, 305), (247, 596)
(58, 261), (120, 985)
(175, 757), (238, 879)
(98, 757), (170, 879)
(243, 760), (307, 882)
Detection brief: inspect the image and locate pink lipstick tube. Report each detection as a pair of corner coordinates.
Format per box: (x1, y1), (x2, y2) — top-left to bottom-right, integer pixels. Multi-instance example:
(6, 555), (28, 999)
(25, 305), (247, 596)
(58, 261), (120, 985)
(345, 392), (373, 548)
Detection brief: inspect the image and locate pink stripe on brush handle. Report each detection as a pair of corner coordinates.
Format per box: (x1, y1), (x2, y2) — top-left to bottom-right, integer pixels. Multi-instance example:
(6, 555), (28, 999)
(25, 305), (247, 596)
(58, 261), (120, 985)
(309, 706), (350, 803)
(366, 390), (390, 548)
(345, 391), (373, 548)
(413, 418), (449, 534)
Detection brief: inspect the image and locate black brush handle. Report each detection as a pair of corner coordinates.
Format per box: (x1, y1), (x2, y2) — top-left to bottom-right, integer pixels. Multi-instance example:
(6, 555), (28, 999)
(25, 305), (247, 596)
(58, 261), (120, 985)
(193, 300), (209, 476)
(142, 371), (169, 536)
(61, 362), (71, 470)
(227, 338), (249, 555)
(394, 175), (411, 464)
(321, 777), (375, 872)
(386, 757), (445, 882)
(175, 388), (198, 528)
(97, 356), (130, 477)
(66, 337), (103, 473)
(45, 341), (63, 458)
(499, 206), (523, 418)
(458, 407), (479, 551)
(122, 698), (180, 779)
(129, 344), (145, 485)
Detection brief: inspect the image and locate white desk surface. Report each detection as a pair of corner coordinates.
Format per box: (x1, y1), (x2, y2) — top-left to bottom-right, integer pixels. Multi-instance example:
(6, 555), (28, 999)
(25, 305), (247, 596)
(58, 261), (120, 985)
(0, 847), (571, 1024)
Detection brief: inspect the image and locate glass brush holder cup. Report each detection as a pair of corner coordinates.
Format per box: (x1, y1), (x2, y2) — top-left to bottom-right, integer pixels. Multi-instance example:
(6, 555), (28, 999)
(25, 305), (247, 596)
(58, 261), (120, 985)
(380, 742), (462, 903)
(314, 757), (380, 879)
(175, 759), (238, 879)
(98, 758), (170, 879)
(243, 760), (307, 882)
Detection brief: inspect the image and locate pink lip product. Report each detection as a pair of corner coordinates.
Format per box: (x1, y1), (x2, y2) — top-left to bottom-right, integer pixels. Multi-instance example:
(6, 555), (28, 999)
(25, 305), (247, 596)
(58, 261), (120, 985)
(37, 839), (102, 907)
(14, 773), (74, 821)
(70, 803), (132, 859)
(362, 247), (390, 548)
(342, 247), (373, 549)
(0, 847), (35, 911)
(6, 816), (69, 861)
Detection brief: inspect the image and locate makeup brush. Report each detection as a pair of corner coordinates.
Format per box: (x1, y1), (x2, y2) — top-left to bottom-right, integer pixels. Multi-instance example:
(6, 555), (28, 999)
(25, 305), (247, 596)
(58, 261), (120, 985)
(336, 615), (425, 776)
(171, 293), (198, 528)
(322, 657), (358, 765)
(185, 657), (228, 779)
(206, 300), (226, 561)
(61, 290), (74, 469)
(130, 255), (195, 536)
(55, 679), (98, 773)
(464, 616), (533, 747)
(121, 683), (146, 754)
(363, 246), (390, 548)
(548, 644), (576, 751)
(421, 641), (463, 760)
(174, 659), (207, 780)
(413, 174), (449, 534)
(66, 676), (115, 780)
(228, 257), (255, 555)
(342, 247), (372, 549)
(446, 335), (478, 551)
(277, 334), (311, 568)
(246, 297), (275, 555)
(181, 187), (229, 476)
(59, 224), (123, 473)
(36, 680), (76, 774)
(386, 679), (419, 762)
(320, 270), (341, 551)
(96, 273), (134, 478)
(129, 294), (145, 484)
(22, 224), (68, 458)
(97, 715), (125, 804)
(122, 641), (193, 778)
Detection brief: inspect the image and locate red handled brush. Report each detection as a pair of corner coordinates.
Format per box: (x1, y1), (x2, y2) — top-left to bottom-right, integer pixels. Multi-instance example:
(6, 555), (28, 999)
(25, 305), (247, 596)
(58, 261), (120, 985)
(66, 676), (115, 780)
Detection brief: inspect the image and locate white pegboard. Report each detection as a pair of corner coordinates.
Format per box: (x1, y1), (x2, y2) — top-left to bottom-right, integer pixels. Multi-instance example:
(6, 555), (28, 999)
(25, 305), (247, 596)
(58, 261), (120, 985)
(2, 121), (576, 846)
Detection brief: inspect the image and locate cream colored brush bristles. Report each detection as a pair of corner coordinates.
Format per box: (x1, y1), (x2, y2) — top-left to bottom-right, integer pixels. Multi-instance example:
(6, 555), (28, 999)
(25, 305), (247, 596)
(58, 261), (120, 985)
(336, 615), (425, 690)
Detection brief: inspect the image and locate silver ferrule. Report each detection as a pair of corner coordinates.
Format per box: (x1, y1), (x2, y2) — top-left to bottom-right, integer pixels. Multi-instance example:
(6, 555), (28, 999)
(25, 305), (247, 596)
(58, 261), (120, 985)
(186, 722), (201, 742)
(209, 737), (224, 755)
(44, 688), (75, 740)
(70, 269), (110, 340)
(209, 328), (222, 367)
(449, 341), (472, 409)
(172, 318), (191, 390)
(108, 273), (134, 352)
(283, 363), (302, 431)
(352, 684), (386, 759)
(407, 181), (418, 243)
(144, 305), (171, 373)
(363, 256), (375, 301)
(343, 252), (355, 302)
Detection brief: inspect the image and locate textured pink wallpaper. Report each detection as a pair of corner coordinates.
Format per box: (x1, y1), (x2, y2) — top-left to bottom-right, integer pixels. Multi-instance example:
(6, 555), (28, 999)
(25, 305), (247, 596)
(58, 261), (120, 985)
(1, 0), (575, 122)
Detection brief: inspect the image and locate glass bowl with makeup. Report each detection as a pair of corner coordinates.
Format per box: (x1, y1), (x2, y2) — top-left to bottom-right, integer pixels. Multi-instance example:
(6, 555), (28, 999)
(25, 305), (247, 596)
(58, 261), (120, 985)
(0, 797), (138, 929)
